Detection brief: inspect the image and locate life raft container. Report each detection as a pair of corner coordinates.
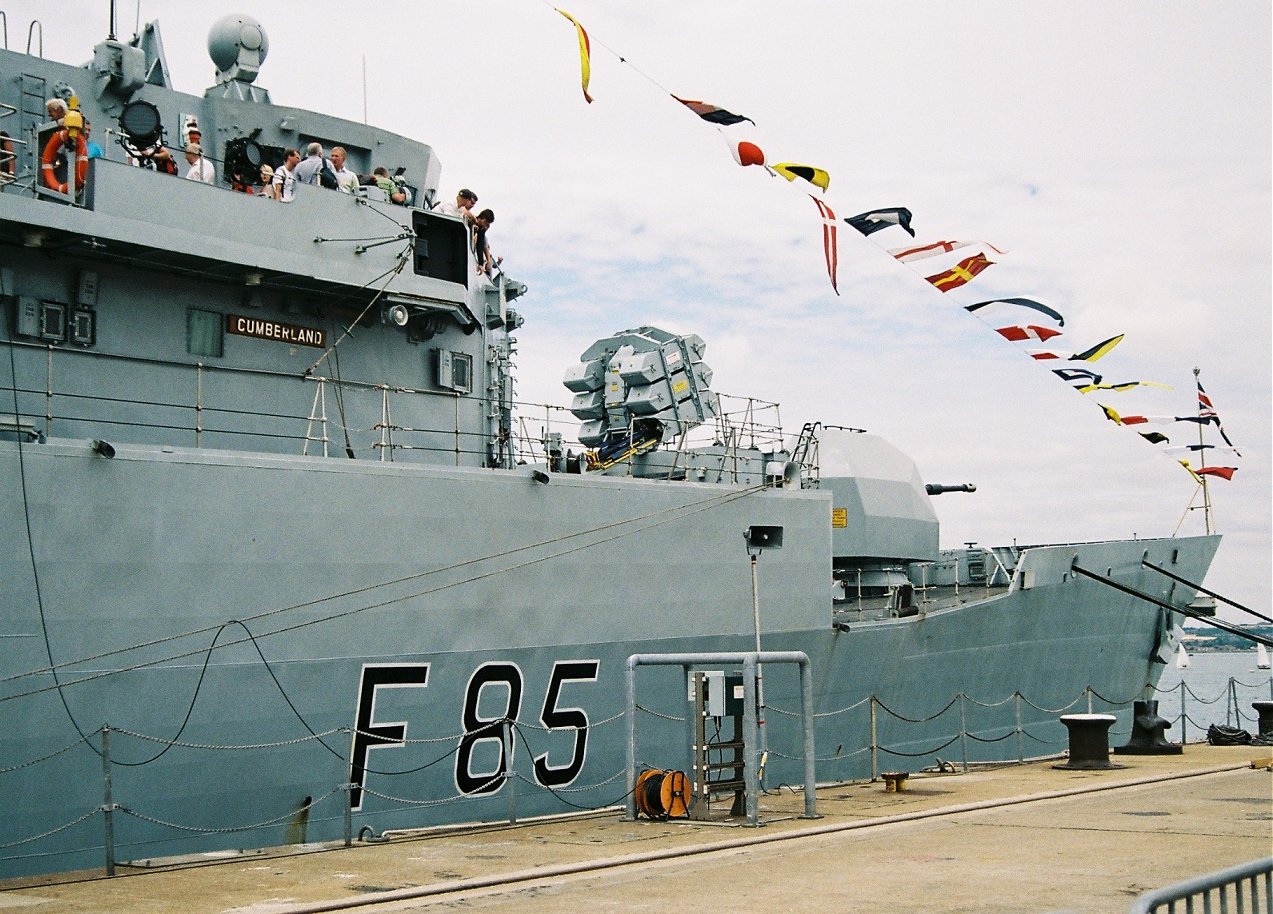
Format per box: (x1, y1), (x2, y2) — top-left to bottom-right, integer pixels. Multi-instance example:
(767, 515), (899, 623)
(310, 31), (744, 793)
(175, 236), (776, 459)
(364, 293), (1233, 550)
(40, 129), (89, 194)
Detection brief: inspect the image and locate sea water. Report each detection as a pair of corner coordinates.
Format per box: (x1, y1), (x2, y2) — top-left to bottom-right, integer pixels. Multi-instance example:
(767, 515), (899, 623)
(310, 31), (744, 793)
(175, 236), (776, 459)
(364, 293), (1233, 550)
(1153, 649), (1273, 742)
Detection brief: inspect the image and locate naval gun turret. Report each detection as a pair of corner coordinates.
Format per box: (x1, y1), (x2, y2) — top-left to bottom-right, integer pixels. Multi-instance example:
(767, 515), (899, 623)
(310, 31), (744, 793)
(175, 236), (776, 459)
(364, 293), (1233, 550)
(564, 327), (719, 470)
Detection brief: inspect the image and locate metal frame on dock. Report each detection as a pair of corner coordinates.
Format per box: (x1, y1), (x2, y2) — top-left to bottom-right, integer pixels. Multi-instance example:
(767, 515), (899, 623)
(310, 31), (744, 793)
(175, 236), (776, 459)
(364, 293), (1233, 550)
(623, 651), (819, 826)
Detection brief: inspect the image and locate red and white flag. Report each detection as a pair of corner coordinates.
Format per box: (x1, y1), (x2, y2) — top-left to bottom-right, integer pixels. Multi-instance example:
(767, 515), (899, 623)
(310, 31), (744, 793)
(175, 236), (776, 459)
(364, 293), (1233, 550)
(889, 239), (1008, 263)
(995, 324), (1063, 342)
(809, 195), (839, 296)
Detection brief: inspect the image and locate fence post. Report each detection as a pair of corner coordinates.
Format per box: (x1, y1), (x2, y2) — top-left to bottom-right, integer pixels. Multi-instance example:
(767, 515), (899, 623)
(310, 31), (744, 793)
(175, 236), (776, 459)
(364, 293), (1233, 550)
(869, 696), (878, 781)
(1085, 686), (1093, 714)
(1014, 692), (1024, 764)
(100, 725), (116, 877)
(505, 718), (518, 825)
(1179, 681), (1188, 745)
(343, 782), (353, 847)
(623, 662), (638, 821)
(1226, 678), (1234, 728)
(958, 693), (968, 772)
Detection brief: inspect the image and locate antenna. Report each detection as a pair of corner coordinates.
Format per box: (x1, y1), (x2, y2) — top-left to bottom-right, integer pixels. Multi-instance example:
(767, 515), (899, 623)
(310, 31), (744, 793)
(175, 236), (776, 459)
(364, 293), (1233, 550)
(109, 0), (117, 40)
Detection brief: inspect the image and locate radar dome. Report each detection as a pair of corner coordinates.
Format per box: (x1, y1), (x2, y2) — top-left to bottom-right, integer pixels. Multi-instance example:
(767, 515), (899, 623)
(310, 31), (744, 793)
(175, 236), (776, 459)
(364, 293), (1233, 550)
(208, 14), (269, 84)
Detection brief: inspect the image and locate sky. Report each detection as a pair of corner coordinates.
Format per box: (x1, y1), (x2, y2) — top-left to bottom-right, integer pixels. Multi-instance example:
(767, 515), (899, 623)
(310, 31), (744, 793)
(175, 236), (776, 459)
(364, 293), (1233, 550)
(9, 1), (1270, 626)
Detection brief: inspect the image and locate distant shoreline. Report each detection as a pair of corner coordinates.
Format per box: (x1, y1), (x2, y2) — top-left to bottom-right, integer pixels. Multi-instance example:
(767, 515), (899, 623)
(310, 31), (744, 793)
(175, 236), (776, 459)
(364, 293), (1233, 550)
(1184, 645), (1266, 654)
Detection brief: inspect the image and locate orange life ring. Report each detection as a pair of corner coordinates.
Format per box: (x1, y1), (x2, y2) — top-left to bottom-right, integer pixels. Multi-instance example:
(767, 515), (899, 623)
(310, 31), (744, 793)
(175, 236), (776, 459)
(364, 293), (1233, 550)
(40, 129), (89, 194)
(0, 132), (14, 177)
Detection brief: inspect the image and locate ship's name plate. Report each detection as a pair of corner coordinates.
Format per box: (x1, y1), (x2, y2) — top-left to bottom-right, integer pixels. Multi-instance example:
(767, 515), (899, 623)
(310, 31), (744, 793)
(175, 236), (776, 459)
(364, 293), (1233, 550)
(226, 315), (326, 348)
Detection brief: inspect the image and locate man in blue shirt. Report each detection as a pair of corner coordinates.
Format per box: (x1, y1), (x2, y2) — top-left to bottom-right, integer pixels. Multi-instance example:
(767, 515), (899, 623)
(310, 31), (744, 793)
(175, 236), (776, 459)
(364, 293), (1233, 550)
(293, 142), (324, 185)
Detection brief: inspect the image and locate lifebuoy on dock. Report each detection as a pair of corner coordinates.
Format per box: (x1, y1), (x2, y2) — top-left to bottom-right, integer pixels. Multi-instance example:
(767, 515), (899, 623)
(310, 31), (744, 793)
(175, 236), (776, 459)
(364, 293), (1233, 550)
(40, 129), (89, 194)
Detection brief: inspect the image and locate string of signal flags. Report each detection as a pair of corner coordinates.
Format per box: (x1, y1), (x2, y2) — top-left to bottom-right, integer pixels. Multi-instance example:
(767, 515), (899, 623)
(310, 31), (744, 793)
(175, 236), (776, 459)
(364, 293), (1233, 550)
(551, 6), (1242, 486)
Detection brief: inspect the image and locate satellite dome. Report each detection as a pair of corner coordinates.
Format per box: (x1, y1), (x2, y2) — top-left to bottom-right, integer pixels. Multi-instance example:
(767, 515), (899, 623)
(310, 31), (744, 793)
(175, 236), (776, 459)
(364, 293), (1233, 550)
(208, 14), (269, 84)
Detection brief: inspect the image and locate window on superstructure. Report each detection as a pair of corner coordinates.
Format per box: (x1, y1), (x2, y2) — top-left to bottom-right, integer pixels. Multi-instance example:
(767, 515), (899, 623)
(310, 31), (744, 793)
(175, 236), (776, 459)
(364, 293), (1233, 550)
(435, 349), (473, 394)
(452, 353), (472, 392)
(187, 309), (224, 357)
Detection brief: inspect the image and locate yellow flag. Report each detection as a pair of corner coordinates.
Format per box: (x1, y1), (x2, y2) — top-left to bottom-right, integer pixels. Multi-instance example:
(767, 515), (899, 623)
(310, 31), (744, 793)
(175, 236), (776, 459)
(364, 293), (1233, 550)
(1071, 334), (1124, 362)
(556, 9), (594, 104)
(771, 162), (830, 192)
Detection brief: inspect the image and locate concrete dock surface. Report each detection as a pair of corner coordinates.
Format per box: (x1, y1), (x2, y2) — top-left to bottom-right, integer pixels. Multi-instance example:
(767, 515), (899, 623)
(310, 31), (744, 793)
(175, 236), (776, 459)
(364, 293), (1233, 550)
(2, 745), (1269, 913)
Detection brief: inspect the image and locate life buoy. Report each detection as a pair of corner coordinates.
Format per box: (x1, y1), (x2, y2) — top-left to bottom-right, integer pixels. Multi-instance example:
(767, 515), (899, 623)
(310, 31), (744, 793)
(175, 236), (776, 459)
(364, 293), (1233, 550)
(40, 129), (89, 194)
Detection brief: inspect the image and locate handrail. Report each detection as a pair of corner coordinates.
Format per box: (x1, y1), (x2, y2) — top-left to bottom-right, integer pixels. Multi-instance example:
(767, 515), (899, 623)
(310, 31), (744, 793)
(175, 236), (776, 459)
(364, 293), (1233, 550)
(1126, 856), (1272, 914)
(2, 336), (790, 472)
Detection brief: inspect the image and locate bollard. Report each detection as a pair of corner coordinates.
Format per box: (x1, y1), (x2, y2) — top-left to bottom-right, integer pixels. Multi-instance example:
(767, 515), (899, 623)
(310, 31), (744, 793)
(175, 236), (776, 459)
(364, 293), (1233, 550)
(1114, 700), (1183, 755)
(881, 771), (909, 792)
(1253, 701), (1273, 738)
(1053, 713), (1125, 770)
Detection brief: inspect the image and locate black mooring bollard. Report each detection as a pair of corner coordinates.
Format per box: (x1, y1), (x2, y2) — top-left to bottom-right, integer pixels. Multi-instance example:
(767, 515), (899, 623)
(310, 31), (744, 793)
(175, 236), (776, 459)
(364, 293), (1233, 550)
(1114, 699), (1183, 755)
(1253, 700), (1273, 738)
(1053, 713), (1125, 770)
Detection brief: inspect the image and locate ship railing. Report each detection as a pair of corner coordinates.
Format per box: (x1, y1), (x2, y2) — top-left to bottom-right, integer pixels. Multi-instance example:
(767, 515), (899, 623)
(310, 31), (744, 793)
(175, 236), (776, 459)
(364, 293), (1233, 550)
(3, 672), (1270, 879)
(0, 16), (43, 56)
(1126, 857), (1272, 914)
(509, 391), (791, 478)
(0, 100), (26, 189)
(2, 334), (796, 475)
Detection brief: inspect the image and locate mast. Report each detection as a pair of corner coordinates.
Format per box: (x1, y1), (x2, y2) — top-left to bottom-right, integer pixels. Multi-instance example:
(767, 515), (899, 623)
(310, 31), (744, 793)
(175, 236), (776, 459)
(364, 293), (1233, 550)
(1194, 366), (1214, 535)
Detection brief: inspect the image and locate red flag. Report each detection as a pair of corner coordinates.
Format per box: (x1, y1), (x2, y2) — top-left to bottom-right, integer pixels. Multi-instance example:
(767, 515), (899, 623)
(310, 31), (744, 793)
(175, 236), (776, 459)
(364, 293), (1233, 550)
(729, 140), (766, 167)
(809, 195), (839, 296)
(925, 253), (994, 291)
(1196, 466), (1237, 480)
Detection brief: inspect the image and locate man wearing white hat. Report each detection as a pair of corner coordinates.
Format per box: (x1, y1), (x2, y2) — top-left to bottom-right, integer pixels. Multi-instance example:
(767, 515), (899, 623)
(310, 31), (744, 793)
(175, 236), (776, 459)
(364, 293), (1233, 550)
(183, 143), (215, 184)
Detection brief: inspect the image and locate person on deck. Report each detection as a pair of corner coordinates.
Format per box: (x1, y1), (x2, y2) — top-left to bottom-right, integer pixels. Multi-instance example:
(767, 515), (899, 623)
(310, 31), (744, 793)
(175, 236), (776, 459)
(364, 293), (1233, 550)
(372, 166), (407, 205)
(183, 143), (215, 183)
(293, 142), (324, 185)
(472, 208), (501, 275)
(272, 149), (300, 201)
(84, 121), (105, 159)
(434, 188), (478, 227)
(328, 146), (359, 193)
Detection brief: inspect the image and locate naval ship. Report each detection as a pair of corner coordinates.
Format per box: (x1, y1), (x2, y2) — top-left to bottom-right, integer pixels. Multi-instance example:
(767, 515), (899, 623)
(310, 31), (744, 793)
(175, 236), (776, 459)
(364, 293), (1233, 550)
(0, 12), (1218, 879)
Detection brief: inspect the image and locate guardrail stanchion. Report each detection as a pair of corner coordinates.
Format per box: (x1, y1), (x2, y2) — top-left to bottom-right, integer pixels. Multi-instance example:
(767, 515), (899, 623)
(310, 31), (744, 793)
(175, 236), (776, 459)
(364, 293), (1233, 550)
(100, 724), (116, 876)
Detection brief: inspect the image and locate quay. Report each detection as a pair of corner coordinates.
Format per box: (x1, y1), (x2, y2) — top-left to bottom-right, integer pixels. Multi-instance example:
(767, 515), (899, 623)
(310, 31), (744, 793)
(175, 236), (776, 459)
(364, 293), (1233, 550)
(1, 745), (1269, 913)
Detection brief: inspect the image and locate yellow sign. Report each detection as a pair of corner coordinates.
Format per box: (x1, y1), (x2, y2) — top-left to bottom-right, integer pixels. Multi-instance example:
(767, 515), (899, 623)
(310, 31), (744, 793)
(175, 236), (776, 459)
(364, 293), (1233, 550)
(831, 508), (847, 528)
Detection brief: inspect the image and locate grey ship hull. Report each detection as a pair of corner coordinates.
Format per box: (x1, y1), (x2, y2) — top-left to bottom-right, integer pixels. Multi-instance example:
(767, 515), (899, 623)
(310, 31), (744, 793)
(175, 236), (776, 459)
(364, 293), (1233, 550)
(0, 438), (1219, 878)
